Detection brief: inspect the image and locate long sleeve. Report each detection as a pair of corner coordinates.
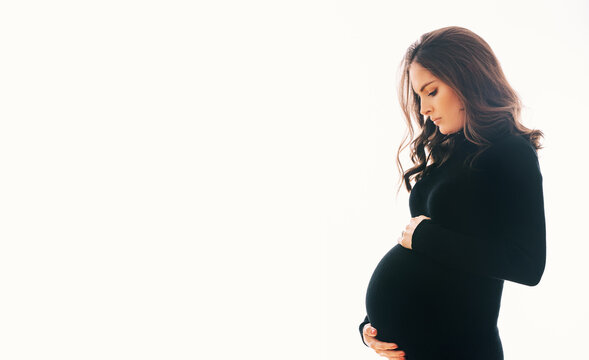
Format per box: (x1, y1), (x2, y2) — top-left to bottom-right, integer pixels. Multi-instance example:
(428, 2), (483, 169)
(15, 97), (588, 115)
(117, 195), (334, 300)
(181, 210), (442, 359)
(358, 315), (370, 346)
(411, 137), (546, 286)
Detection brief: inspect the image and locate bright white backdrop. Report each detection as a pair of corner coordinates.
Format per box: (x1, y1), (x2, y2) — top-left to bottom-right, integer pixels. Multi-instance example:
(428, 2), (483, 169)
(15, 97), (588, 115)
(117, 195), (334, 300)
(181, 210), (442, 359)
(0, 1), (587, 359)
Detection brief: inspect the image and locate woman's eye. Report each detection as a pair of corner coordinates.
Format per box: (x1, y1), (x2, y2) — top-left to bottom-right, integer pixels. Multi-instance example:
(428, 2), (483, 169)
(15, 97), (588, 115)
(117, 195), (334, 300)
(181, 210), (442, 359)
(428, 89), (438, 97)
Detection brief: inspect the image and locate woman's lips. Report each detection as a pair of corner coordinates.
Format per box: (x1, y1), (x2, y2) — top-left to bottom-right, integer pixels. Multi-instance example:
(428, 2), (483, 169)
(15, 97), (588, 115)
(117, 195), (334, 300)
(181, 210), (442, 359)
(433, 117), (441, 124)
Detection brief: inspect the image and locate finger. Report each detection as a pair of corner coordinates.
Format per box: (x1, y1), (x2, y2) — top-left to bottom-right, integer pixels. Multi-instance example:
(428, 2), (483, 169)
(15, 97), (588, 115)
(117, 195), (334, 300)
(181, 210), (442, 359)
(375, 349), (406, 359)
(362, 326), (401, 351)
(363, 324), (377, 337)
(377, 349), (405, 356)
(377, 353), (405, 360)
(370, 340), (400, 351)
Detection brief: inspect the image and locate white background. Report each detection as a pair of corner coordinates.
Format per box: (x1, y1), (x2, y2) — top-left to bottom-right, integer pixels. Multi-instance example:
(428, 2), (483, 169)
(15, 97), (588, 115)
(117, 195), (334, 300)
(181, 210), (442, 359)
(1, 1), (587, 359)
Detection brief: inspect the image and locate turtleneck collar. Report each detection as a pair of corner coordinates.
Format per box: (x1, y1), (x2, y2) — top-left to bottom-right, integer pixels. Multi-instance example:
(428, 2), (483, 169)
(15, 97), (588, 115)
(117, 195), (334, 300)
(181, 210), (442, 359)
(443, 129), (472, 155)
(443, 129), (464, 141)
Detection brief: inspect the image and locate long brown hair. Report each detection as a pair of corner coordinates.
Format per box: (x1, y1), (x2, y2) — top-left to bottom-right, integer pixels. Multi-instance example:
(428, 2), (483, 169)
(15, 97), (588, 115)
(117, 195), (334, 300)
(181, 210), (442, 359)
(396, 26), (544, 194)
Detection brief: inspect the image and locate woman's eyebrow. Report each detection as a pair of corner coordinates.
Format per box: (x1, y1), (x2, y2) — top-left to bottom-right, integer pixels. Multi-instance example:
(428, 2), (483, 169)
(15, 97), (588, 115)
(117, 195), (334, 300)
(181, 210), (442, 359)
(418, 80), (437, 93)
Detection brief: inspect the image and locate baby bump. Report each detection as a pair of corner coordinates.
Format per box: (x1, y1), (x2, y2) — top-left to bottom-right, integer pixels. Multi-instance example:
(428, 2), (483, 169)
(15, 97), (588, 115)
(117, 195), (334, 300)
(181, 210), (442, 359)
(365, 244), (446, 345)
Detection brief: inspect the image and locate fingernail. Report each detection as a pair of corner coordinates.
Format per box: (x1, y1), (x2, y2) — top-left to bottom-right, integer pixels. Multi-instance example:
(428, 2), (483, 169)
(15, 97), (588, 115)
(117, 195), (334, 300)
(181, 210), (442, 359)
(370, 329), (376, 334)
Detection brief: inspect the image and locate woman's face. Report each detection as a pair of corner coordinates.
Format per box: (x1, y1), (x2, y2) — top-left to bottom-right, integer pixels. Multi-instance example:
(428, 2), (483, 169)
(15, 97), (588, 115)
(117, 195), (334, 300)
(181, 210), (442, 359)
(409, 62), (465, 135)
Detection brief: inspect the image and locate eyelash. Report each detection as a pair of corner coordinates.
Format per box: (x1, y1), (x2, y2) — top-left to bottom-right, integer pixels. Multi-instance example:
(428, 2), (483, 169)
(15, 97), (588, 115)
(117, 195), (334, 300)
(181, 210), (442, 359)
(428, 89), (438, 97)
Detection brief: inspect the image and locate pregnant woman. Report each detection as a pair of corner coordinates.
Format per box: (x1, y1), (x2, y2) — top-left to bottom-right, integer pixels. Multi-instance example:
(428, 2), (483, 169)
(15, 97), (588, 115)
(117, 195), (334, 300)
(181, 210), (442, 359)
(358, 26), (546, 359)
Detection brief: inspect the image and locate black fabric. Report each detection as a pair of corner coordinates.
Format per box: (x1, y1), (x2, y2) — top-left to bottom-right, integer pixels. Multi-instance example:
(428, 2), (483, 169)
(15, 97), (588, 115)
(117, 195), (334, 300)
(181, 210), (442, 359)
(359, 130), (546, 359)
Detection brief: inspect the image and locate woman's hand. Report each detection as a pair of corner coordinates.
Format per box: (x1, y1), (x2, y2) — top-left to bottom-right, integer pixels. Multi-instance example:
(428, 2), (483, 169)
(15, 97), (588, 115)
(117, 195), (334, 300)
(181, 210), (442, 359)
(397, 215), (431, 250)
(362, 324), (405, 360)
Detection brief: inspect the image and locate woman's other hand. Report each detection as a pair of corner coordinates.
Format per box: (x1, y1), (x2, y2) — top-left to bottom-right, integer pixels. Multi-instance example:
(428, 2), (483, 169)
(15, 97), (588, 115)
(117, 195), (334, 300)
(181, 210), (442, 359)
(398, 215), (431, 250)
(362, 324), (405, 359)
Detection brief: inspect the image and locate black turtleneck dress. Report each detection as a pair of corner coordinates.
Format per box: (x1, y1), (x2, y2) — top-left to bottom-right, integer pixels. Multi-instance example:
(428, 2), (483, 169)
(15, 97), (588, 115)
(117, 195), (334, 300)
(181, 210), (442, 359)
(358, 131), (546, 360)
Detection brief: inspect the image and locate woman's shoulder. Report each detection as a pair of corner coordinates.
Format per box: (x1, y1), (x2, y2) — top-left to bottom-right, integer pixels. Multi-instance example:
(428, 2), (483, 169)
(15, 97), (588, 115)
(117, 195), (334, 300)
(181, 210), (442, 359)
(486, 133), (536, 157)
(476, 132), (541, 176)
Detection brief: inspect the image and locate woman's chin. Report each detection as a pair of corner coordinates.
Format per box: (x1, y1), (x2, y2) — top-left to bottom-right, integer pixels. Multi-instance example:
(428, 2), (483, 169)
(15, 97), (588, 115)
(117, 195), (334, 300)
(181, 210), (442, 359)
(438, 126), (460, 135)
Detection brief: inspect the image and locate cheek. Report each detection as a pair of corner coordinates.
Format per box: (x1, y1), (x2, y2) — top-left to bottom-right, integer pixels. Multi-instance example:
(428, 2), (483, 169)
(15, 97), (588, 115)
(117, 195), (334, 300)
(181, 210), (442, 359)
(444, 96), (462, 116)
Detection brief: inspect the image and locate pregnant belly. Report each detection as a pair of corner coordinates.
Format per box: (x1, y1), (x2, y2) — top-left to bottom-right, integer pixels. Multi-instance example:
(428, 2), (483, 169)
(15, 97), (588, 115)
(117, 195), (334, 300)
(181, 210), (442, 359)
(365, 244), (448, 346)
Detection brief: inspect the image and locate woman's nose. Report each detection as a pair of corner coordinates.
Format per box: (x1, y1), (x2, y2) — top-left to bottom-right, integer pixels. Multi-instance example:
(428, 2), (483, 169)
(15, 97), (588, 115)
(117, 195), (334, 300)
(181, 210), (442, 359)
(420, 105), (432, 117)
(419, 99), (432, 116)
